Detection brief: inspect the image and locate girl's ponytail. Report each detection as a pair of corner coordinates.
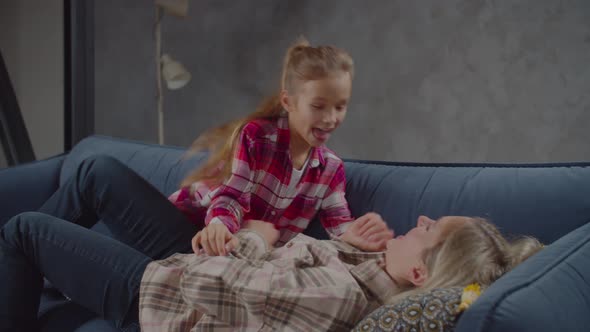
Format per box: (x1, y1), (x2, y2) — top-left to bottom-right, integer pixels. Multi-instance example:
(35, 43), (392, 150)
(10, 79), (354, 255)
(180, 93), (283, 187)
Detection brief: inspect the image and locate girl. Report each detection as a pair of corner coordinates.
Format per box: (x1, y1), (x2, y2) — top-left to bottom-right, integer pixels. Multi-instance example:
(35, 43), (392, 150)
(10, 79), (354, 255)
(0, 212), (542, 331)
(170, 38), (393, 255)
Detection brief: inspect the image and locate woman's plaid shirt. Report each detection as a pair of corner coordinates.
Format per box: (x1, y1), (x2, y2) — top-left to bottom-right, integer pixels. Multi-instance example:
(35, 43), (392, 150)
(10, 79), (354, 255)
(140, 230), (398, 331)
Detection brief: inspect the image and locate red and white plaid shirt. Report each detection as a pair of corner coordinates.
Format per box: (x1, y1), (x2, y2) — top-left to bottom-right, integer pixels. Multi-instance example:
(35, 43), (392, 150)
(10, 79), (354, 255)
(169, 116), (354, 243)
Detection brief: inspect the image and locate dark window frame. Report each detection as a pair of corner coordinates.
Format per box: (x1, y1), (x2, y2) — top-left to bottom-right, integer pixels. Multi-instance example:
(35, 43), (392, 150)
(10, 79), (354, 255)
(0, 50), (36, 166)
(64, 0), (94, 151)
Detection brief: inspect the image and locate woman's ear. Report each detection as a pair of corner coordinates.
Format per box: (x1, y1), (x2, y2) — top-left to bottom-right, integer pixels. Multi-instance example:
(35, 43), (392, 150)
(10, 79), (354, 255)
(407, 262), (428, 287)
(280, 90), (292, 112)
(417, 215), (436, 228)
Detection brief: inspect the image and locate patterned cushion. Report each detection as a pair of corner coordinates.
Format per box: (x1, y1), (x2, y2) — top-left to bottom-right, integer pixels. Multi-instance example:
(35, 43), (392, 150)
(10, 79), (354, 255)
(352, 287), (463, 332)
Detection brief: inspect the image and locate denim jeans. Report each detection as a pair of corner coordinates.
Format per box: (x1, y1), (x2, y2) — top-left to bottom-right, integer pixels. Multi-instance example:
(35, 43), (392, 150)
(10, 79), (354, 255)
(0, 155), (200, 331)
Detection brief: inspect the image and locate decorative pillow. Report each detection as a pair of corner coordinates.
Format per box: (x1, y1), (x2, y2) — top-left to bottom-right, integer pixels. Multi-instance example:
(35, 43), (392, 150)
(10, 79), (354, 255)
(352, 287), (465, 332)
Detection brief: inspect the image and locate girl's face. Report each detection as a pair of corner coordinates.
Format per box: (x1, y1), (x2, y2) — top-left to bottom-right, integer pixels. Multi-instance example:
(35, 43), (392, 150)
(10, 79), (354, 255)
(282, 71), (352, 150)
(384, 216), (469, 287)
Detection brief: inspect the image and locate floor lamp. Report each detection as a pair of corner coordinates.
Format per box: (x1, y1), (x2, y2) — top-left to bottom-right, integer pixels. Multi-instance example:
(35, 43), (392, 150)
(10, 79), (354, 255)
(155, 0), (191, 145)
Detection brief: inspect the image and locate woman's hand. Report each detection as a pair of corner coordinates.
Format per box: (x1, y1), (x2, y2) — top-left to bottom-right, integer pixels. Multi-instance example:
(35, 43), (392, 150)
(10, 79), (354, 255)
(339, 212), (394, 251)
(192, 223), (238, 256)
(242, 220), (280, 248)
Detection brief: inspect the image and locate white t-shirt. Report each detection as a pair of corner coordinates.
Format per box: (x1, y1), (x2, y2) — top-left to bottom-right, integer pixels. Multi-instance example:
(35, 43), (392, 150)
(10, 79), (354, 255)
(287, 154), (310, 193)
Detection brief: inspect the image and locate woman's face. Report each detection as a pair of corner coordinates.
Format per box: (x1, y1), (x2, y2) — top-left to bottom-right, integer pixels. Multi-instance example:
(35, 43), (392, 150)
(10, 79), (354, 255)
(384, 216), (470, 287)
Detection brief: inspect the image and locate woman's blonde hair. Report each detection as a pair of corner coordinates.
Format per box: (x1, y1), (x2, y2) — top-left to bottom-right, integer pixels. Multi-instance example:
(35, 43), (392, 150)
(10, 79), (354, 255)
(388, 217), (543, 304)
(180, 38), (354, 187)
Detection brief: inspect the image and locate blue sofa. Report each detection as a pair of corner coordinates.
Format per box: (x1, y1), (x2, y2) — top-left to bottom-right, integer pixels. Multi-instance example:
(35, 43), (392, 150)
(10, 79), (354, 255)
(1, 135), (589, 332)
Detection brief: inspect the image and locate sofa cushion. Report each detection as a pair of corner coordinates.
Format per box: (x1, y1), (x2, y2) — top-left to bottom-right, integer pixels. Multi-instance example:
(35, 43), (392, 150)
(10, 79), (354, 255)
(454, 221), (590, 331)
(0, 155), (64, 225)
(343, 160), (590, 244)
(60, 135), (207, 196)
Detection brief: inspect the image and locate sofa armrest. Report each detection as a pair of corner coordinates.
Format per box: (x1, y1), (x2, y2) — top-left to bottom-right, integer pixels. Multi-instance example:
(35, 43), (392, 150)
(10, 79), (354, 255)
(455, 220), (590, 332)
(0, 154), (65, 225)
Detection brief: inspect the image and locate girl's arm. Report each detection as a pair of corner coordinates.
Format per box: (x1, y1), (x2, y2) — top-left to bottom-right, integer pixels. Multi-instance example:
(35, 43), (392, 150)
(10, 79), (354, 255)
(319, 163), (393, 251)
(318, 163), (355, 236)
(204, 124), (258, 233)
(193, 220), (278, 259)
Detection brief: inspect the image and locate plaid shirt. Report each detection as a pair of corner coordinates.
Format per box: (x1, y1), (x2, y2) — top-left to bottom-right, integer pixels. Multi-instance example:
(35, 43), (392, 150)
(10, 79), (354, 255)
(140, 231), (398, 332)
(169, 116), (354, 243)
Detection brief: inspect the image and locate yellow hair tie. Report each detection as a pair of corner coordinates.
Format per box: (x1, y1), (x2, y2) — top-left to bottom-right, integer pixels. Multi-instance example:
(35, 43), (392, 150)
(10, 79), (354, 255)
(458, 283), (482, 312)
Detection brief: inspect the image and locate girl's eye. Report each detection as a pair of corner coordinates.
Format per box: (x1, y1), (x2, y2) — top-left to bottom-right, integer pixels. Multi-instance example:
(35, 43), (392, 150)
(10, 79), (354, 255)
(311, 104), (324, 110)
(336, 105), (347, 111)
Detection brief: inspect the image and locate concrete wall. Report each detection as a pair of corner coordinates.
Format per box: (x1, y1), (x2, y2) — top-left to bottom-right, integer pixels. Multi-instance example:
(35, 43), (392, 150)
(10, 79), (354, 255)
(95, 0), (590, 163)
(0, 0), (64, 166)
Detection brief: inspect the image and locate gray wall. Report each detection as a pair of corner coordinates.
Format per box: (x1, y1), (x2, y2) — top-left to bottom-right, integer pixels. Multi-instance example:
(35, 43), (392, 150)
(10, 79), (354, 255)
(95, 0), (590, 163)
(0, 0), (64, 166)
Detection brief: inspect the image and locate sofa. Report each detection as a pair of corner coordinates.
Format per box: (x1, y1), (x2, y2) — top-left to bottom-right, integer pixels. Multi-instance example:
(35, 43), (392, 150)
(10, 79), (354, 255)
(1, 135), (589, 332)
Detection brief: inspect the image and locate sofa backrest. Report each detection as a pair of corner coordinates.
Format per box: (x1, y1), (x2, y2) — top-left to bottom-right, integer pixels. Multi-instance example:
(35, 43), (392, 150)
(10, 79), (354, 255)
(64, 136), (590, 244)
(61, 136), (207, 196)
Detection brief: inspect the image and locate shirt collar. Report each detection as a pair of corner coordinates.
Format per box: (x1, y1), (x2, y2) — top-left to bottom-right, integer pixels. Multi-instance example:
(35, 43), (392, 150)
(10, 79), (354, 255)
(293, 236), (398, 304)
(277, 116), (326, 169)
(333, 246), (398, 305)
(349, 258), (399, 305)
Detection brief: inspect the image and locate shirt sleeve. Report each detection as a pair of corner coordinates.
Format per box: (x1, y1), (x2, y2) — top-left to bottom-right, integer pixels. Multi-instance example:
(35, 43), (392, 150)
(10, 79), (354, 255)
(318, 163), (355, 236)
(204, 124), (257, 233)
(167, 187), (203, 221)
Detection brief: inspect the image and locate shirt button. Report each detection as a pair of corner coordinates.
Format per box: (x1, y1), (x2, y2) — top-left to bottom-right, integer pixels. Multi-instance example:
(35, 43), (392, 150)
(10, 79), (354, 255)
(286, 242), (293, 248)
(311, 160), (319, 167)
(271, 211), (276, 216)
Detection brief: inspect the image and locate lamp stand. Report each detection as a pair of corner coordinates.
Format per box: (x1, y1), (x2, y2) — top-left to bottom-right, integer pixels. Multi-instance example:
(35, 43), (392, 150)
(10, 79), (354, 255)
(155, 7), (164, 145)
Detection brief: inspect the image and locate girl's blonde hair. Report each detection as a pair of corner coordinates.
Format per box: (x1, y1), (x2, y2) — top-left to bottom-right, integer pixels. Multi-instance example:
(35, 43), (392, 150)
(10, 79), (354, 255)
(180, 38), (354, 187)
(389, 218), (543, 304)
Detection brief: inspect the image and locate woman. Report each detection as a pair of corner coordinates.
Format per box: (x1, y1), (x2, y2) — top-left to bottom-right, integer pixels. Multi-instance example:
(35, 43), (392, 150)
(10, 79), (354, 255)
(0, 213), (541, 331)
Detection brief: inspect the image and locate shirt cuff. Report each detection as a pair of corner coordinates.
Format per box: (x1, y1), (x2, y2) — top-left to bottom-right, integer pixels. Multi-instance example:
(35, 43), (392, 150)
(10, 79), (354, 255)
(327, 220), (354, 239)
(232, 230), (270, 260)
(209, 217), (224, 225)
(206, 215), (241, 233)
(339, 221), (353, 233)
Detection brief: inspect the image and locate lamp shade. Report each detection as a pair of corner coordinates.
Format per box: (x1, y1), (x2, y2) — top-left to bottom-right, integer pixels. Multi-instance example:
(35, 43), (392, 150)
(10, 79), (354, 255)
(161, 54), (191, 90)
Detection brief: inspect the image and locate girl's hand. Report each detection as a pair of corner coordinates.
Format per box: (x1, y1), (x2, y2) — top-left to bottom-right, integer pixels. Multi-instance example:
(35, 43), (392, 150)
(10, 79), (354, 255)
(192, 223), (238, 256)
(339, 212), (394, 252)
(242, 220), (280, 248)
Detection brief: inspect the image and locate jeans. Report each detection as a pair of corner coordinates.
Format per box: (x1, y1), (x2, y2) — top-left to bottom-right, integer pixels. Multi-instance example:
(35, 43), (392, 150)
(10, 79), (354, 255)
(0, 155), (200, 331)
